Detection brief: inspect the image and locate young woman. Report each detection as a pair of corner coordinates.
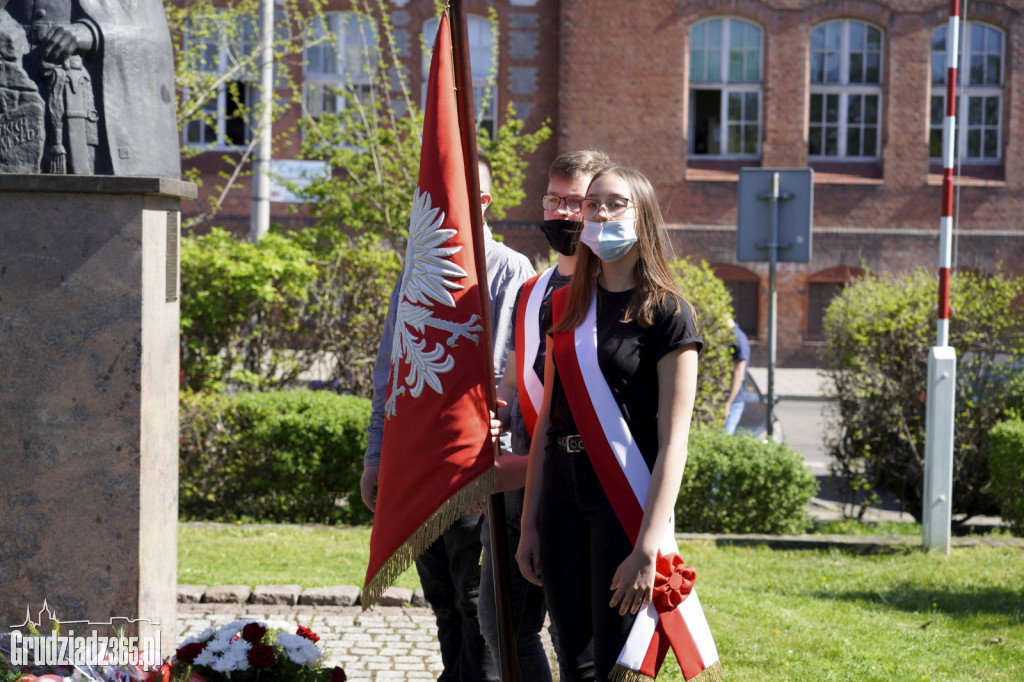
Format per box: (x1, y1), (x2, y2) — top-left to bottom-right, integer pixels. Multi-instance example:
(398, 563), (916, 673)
(516, 166), (720, 681)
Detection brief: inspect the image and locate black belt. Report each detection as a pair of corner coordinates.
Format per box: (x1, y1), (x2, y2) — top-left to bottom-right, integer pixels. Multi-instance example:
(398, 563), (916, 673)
(555, 434), (585, 453)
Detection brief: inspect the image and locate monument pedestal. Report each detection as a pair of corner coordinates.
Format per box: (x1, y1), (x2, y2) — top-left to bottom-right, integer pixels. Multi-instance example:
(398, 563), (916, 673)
(0, 175), (196, 659)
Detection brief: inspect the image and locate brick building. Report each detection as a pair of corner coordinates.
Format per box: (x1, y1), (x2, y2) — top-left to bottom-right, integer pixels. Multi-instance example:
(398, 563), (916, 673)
(181, 0), (1024, 366)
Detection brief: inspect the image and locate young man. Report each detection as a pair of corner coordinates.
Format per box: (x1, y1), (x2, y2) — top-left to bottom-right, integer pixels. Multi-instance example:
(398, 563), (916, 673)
(482, 150), (611, 680)
(361, 151), (534, 681)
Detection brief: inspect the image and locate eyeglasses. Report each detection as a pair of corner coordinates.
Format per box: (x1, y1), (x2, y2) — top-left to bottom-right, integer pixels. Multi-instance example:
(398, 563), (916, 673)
(580, 197), (634, 220)
(541, 194), (584, 212)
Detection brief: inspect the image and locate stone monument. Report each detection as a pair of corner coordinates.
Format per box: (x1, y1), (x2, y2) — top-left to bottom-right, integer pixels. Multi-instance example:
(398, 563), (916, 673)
(0, 0), (190, 661)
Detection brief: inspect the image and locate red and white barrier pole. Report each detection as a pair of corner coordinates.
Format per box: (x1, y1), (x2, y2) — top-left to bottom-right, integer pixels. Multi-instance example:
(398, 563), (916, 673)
(923, 0), (960, 554)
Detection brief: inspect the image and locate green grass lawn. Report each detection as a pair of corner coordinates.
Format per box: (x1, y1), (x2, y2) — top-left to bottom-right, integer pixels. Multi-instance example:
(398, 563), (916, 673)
(179, 523), (1024, 680)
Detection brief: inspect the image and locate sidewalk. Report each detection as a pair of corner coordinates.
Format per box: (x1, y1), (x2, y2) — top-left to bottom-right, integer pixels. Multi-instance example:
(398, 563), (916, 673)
(747, 366), (827, 400)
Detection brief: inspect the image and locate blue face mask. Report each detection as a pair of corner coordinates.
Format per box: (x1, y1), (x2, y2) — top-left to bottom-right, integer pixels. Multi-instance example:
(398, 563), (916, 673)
(580, 219), (638, 263)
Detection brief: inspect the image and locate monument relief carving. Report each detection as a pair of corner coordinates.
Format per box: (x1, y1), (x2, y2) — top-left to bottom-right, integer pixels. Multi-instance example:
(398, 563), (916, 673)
(0, 0), (180, 178)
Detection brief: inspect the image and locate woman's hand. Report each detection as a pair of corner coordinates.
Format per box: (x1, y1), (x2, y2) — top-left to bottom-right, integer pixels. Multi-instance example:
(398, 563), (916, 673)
(489, 398), (508, 441)
(608, 548), (657, 616)
(516, 523), (544, 586)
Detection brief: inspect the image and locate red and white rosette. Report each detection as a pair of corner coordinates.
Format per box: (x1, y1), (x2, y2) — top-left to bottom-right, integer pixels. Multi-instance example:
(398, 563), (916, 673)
(552, 287), (721, 681)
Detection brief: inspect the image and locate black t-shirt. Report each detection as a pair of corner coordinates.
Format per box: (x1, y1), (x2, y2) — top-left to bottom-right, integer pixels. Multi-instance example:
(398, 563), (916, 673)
(547, 285), (703, 469)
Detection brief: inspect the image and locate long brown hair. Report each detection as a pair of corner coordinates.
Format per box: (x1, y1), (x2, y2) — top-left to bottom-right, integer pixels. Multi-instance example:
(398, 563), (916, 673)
(554, 165), (693, 331)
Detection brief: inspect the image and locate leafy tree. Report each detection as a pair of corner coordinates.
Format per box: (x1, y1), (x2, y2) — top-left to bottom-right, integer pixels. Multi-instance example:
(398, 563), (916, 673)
(821, 268), (1024, 524)
(671, 258), (737, 427)
(295, 1), (551, 251)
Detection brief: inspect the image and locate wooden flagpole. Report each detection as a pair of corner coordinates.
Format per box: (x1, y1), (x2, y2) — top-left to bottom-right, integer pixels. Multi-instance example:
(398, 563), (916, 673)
(448, 2), (518, 680)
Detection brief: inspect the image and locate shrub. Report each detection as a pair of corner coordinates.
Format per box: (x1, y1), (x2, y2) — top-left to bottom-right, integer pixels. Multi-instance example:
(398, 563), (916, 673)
(179, 390), (374, 525)
(675, 428), (818, 534)
(670, 258), (737, 428)
(180, 228), (319, 392)
(988, 419), (1024, 536)
(821, 268), (1024, 524)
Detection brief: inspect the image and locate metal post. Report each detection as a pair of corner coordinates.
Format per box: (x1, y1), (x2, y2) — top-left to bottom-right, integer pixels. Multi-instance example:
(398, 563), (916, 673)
(765, 172), (780, 438)
(923, 0), (960, 554)
(249, 0), (274, 243)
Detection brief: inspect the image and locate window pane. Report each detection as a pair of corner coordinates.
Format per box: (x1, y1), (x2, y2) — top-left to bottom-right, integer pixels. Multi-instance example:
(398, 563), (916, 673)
(745, 58), (760, 82)
(810, 93), (822, 121)
(984, 130), (998, 158)
(827, 22), (841, 50)
(988, 27), (1002, 52)
(968, 97), (982, 125)
(728, 93), (741, 121)
(811, 25), (826, 51)
(746, 23), (761, 49)
(745, 124), (758, 153)
(707, 19), (722, 47)
(745, 92), (758, 120)
(848, 95), (862, 124)
(866, 26), (881, 51)
(826, 94), (839, 122)
(967, 129), (981, 157)
(864, 127), (877, 156)
(987, 55), (1001, 85)
(969, 54), (984, 85)
(932, 53), (946, 85)
(826, 53), (840, 83)
(825, 127), (838, 155)
(692, 22), (705, 48)
(847, 127), (861, 155)
(985, 96), (999, 126)
(929, 129), (943, 157)
(930, 95), (944, 125)
(728, 124), (741, 154)
(849, 53), (863, 83)
(850, 21), (864, 51)
(866, 53), (880, 83)
(810, 53), (823, 83)
(864, 95), (878, 124)
(729, 50), (743, 82)
(809, 127), (822, 155)
(691, 51), (705, 81)
(708, 51), (721, 81)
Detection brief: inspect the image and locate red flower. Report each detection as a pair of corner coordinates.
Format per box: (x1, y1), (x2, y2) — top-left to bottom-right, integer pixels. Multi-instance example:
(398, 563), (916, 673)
(241, 622), (267, 644)
(247, 643), (276, 669)
(145, 663), (172, 682)
(175, 642), (206, 664)
(652, 553), (696, 614)
(329, 666), (348, 682)
(296, 624), (320, 643)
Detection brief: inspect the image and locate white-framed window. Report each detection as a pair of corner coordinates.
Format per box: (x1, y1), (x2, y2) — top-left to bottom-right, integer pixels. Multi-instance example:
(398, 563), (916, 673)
(688, 17), (762, 158)
(183, 14), (259, 149)
(303, 12), (376, 119)
(422, 15), (496, 138)
(929, 22), (1003, 163)
(808, 20), (883, 160)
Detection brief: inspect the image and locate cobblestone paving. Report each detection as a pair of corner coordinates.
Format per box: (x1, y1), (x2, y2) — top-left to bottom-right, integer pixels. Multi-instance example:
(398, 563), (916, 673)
(177, 603), (557, 681)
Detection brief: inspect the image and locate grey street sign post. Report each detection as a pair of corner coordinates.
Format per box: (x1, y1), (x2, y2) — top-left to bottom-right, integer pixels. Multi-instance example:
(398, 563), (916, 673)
(737, 168), (813, 437)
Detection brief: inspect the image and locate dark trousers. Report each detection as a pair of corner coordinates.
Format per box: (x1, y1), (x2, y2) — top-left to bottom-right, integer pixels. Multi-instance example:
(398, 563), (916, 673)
(415, 512), (498, 682)
(538, 444), (635, 681)
(479, 488), (554, 681)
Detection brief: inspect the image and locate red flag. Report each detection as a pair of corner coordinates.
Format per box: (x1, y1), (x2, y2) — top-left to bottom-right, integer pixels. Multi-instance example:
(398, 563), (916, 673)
(362, 12), (493, 606)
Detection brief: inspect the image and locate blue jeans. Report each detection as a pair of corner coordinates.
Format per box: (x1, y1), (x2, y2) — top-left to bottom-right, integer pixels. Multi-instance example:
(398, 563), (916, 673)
(724, 400), (745, 434)
(415, 512), (498, 682)
(537, 443), (632, 681)
(479, 488), (554, 681)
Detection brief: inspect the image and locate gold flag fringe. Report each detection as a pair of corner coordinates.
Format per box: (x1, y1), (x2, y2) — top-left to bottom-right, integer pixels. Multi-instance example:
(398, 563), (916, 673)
(361, 465), (496, 609)
(609, 660), (722, 682)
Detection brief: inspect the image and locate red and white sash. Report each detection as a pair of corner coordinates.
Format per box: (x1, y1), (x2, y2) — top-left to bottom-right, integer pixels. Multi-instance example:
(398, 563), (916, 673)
(551, 287), (721, 682)
(514, 266), (555, 437)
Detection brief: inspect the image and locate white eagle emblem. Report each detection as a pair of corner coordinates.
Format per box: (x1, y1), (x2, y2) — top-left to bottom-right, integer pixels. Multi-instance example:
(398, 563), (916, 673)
(386, 188), (483, 418)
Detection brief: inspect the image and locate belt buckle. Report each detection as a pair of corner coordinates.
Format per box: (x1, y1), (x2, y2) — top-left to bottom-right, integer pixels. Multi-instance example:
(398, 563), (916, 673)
(559, 434), (584, 453)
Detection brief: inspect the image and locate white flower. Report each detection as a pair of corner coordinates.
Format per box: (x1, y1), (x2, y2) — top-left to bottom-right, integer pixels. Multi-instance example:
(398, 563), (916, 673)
(211, 640), (250, 673)
(276, 632), (323, 668)
(192, 647), (218, 668)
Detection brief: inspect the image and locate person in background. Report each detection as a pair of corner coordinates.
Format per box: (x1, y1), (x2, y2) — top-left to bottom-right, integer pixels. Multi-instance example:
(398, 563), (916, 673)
(360, 150), (534, 681)
(724, 317), (750, 435)
(484, 149), (611, 680)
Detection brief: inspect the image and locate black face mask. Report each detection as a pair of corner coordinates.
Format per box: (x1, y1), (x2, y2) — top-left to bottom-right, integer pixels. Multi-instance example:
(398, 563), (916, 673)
(539, 219), (582, 256)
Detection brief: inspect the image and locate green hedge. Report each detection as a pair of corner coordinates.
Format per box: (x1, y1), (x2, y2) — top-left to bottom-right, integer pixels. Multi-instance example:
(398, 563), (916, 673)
(676, 428), (819, 534)
(988, 419), (1024, 536)
(180, 390), (373, 525)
